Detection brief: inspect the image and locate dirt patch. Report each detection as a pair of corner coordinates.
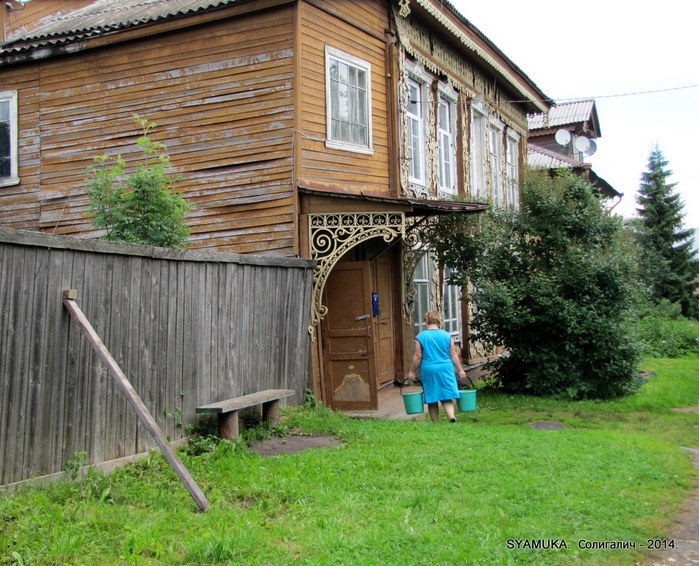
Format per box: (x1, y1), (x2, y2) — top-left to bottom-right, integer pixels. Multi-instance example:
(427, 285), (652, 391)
(248, 434), (343, 456)
(672, 407), (699, 414)
(530, 420), (565, 430)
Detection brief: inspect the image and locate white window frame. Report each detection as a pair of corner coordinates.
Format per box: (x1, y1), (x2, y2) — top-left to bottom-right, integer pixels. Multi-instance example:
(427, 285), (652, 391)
(488, 118), (505, 207)
(437, 83), (458, 196)
(325, 46), (373, 155)
(506, 129), (521, 209)
(470, 100), (487, 199)
(412, 252), (432, 335)
(0, 91), (19, 187)
(442, 266), (462, 341)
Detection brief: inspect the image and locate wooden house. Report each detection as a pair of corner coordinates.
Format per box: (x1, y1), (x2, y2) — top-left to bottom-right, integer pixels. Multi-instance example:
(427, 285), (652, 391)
(0, 0), (550, 410)
(528, 99), (621, 201)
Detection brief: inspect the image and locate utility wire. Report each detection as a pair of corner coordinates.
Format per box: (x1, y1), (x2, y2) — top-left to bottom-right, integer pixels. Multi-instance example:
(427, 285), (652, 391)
(557, 83), (699, 103)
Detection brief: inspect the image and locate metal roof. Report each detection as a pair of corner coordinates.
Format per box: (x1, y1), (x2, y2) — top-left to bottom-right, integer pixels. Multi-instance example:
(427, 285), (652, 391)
(2, 0), (239, 53)
(527, 100), (597, 130)
(298, 186), (488, 216)
(527, 143), (585, 169)
(527, 144), (621, 199)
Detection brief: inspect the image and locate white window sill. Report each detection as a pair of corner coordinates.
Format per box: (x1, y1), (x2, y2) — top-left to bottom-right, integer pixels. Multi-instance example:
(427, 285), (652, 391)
(0, 177), (20, 188)
(325, 140), (374, 155)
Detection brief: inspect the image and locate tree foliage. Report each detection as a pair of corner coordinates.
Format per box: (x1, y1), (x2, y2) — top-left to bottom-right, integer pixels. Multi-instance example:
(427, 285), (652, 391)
(86, 115), (190, 248)
(634, 147), (698, 318)
(428, 170), (642, 399)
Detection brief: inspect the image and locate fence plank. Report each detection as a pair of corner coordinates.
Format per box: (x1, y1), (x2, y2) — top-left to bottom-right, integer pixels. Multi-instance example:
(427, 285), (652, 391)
(0, 229), (314, 486)
(63, 293), (210, 513)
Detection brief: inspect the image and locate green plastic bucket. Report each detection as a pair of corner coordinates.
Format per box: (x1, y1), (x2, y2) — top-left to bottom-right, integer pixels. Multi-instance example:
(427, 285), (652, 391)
(457, 389), (477, 412)
(402, 391), (424, 414)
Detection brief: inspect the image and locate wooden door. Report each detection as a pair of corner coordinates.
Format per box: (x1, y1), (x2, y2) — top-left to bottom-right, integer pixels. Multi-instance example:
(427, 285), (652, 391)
(374, 254), (396, 388)
(321, 262), (377, 410)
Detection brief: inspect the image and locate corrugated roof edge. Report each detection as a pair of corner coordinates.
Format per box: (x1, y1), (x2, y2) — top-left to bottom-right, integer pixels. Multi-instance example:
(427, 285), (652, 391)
(2, 0), (240, 52)
(439, 0), (553, 111)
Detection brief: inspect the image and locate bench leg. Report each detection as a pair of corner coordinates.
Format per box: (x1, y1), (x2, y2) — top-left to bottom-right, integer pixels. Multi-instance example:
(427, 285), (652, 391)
(218, 410), (239, 439)
(262, 399), (281, 427)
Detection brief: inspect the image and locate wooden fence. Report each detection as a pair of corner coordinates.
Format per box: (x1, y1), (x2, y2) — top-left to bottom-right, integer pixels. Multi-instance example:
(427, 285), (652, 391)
(0, 228), (315, 486)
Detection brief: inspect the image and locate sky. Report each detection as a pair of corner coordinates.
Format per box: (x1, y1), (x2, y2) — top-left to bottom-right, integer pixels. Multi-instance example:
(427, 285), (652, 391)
(448, 0), (699, 231)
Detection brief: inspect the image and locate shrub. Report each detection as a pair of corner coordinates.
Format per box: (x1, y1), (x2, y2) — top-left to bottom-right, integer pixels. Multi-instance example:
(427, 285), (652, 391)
(86, 115), (189, 248)
(638, 301), (699, 357)
(430, 170), (643, 399)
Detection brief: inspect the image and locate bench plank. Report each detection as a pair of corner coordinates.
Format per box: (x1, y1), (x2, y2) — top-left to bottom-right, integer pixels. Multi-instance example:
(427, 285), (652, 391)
(196, 389), (295, 439)
(196, 389), (295, 414)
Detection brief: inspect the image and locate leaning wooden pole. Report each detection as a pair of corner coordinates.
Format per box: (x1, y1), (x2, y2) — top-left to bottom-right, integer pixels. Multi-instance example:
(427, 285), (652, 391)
(62, 289), (210, 513)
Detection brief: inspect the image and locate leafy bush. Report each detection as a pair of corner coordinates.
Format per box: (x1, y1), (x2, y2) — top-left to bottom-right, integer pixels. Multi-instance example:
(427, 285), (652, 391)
(86, 115), (190, 248)
(430, 170), (642, 399)
(638, 300), (699, 357)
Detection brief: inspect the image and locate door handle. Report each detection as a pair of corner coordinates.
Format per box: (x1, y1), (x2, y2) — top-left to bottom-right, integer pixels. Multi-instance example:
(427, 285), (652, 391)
(354, 314), (370, 321)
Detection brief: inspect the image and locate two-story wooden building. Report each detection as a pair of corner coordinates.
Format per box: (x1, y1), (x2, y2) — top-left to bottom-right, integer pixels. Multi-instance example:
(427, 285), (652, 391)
(0, 0), (550, 409)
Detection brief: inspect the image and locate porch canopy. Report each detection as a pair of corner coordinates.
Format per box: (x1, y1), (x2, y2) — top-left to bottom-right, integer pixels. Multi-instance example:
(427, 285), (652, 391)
(300, 186), (488, 338)
(300, 186), (489, 218)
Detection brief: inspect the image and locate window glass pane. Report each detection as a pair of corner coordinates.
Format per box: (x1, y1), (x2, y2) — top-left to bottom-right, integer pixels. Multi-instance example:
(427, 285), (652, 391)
(0, 123), (10, 177)
(408, 83), (418, 114)
(327, 53), (370, 148)
(0, 99), (11, 178)
(357, 69), (366, 90)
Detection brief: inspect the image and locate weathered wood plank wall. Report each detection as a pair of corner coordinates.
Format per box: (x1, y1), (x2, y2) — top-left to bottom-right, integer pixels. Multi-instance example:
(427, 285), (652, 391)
(0, 4), (297, 255)
(0, 228), (314, 486)
(298, 1), (391, 194)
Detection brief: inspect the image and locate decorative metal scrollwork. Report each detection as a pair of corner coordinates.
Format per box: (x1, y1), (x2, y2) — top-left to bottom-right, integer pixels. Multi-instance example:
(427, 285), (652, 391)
(308, 212), (406, 340)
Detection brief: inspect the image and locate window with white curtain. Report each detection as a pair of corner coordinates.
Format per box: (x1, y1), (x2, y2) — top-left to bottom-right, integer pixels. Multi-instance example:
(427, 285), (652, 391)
(0, 91), (18, 187)
(325, 46), (373, 154)
(470, 101), (487, 199)
(437, 85), (457, 196)
(406, 77), (426, 187)
(506, 130), (521, 209)
(488, 119), (504, 207)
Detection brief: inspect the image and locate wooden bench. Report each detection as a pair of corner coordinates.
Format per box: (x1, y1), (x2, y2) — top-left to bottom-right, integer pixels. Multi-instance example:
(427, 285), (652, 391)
(196, 389), (295, 439)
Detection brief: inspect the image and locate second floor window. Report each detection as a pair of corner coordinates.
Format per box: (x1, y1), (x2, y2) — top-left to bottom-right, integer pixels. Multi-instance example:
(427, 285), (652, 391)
(406, 78), (426, 186)
(325, 46), (373, 154)
(437, 94), (456, 195)
(0, 91), (18, 186)
(506, 131), (520, 209)
(489, 119), (504, 207)
(470, 102), (487, 199)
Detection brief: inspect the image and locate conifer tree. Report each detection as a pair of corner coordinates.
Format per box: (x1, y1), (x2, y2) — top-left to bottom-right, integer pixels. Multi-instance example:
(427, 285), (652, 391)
(635, 147), (698, 318)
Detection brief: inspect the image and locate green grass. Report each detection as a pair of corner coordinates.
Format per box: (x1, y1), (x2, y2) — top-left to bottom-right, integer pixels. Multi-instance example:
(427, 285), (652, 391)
(1, 358), (697, 565)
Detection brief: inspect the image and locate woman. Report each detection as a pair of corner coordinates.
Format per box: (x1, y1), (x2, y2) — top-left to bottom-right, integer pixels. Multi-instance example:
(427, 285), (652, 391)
(407, 310), (467, 423)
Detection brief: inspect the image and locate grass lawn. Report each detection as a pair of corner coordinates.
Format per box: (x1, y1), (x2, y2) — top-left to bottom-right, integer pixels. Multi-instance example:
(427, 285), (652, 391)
(1, 358), (697, 565)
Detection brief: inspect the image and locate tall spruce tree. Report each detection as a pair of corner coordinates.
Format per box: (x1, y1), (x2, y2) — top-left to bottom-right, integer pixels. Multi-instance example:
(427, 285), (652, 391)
(636, 147), (698, 318)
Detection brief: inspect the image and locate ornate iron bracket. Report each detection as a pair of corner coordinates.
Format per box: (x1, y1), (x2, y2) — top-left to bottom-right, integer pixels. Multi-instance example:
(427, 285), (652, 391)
(308, 212), (406, 341)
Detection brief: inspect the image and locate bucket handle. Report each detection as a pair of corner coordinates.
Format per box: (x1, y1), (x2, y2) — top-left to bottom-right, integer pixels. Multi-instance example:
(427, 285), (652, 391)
(400, 380), (423, 396)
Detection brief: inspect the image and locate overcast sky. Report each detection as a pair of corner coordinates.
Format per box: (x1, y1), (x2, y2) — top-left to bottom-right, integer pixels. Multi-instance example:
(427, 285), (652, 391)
(448, 0), (699, 230)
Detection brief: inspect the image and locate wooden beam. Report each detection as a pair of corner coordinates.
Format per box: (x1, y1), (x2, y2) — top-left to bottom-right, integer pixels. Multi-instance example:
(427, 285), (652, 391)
(62, 289), (210, 513)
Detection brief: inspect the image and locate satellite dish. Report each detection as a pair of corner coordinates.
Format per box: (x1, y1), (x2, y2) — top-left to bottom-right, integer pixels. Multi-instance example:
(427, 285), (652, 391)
(584, 139), (597, 157)
(574, 136), (591, 153)
(555, 129), (571, 146)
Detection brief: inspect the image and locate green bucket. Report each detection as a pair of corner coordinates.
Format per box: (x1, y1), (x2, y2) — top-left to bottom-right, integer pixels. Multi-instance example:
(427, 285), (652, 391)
(457, 389), (477, 412)
(402, 391), (424, 414)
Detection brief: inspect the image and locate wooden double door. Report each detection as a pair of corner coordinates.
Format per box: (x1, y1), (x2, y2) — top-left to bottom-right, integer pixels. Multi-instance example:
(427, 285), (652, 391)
(320, 252), (399, 410)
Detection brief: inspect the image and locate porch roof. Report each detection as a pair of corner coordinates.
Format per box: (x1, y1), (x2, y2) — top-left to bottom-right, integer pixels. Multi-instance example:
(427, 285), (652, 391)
(299, 187), (489, 217)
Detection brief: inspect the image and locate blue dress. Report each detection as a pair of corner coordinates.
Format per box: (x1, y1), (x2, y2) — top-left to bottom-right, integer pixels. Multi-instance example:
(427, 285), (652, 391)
(416, 329), (459, 404)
